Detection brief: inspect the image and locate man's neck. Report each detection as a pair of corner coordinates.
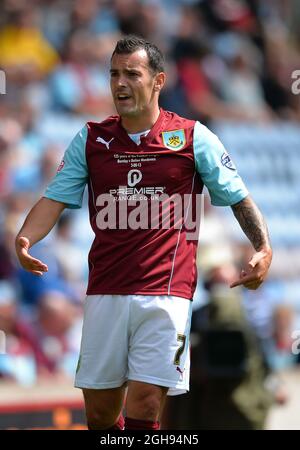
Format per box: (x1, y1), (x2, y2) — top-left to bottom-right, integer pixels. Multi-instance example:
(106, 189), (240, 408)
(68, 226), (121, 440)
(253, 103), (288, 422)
(121, 106), (160, 134)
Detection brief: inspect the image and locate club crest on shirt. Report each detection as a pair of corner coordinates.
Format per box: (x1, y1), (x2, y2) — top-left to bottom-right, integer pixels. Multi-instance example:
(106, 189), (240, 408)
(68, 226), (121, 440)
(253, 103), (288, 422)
(162, 129), (186, 151)
(221, 151), (236, 171)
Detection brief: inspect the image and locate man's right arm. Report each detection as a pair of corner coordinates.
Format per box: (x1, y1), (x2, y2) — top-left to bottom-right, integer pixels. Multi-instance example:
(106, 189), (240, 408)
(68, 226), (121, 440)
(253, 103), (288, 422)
(15, 125), (89, 276)
(15, 197), (66, 276)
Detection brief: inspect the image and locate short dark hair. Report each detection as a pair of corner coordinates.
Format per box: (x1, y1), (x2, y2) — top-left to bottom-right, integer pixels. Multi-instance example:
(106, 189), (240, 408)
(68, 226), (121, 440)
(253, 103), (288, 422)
(111, 35), (165, 74)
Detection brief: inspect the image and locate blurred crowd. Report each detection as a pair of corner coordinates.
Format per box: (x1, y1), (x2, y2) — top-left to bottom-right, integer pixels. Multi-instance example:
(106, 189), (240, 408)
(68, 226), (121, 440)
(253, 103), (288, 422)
(0, 0), (299, 406)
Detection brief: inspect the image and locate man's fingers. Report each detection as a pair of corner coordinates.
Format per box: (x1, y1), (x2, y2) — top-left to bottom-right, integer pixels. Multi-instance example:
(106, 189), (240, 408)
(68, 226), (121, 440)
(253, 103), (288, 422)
(230, 279), (244, 288)
(19, 253), (48, 272)
(230, 272), (263, 289)
(22, 254), (48, 269)
(25, 263), (48, 273)
(248, 250), (268, 269)
(244, 282), (261, 290)
(19, 251), (44, 265)
(31, 262), (48, 271)
(230, 274), (257, 288)
(248, 256), (260, 269)
(243, 277), (262, 288)
(30, 260), (48, 271)
(31, 270), (44, 276)
(230, 249), (271, 289)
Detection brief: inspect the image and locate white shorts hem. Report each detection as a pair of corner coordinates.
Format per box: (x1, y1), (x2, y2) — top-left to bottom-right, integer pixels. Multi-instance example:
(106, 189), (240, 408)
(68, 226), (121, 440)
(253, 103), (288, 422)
(74, 379), (127, 390)
(128, 373), (189, 395)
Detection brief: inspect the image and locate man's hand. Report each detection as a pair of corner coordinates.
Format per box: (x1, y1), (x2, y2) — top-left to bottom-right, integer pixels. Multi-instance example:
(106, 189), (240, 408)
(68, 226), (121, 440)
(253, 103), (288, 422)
(15, 236), (48, 276)
(230, 249), (272, 290)
(231, 196), (272, 290)
(15, 197), (65, 275)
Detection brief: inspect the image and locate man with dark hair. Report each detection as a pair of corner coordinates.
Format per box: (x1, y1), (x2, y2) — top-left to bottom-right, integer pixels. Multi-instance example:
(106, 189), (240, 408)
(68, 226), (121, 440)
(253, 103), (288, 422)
(112, 35), (165, 74)
(15, 35), (272, 430)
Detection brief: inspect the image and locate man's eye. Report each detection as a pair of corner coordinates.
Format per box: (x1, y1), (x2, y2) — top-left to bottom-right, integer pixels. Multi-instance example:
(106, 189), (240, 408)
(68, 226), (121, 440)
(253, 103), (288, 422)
(129, 73), (139, 77)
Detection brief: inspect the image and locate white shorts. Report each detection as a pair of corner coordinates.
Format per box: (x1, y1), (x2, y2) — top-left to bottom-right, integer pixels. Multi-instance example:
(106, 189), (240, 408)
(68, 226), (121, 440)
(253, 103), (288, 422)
(74, 294), (192, 396)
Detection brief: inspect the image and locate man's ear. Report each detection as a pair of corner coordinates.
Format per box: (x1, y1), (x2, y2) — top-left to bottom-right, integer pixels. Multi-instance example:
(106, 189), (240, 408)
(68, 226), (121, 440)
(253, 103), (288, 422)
(154, 72), (166, 92)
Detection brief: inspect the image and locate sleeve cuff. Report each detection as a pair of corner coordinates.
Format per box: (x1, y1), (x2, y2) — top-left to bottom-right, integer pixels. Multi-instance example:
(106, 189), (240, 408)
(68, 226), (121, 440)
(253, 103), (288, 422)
(211, 189), (249, 207)
(43, 193), (82, 209)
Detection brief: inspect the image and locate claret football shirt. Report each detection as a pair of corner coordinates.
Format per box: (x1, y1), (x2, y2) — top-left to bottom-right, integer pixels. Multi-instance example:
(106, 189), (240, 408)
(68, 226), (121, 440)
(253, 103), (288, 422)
(45, 109), (248, 300)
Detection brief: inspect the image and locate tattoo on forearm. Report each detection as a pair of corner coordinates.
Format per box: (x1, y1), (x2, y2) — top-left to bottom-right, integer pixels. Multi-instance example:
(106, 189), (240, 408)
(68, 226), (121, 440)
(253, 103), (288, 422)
(231, 196), (271, 251)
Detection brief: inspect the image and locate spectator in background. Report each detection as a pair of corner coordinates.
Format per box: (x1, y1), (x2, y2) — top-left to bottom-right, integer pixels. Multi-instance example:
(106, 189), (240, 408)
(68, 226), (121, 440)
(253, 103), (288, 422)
(172, 5), (268, 125)
(70, 0), (119, 36)
(162, 262), (274, 430)
(0, 281), (51, 385)
(0, 191), (40, 286)
(113, 0), (144, 36)
(289, 0), (300, 50)
(38, 144), (65, 191)
(0, 6), (59, 85)
(0, 118), (19, 199)
(53, 213), (87, 292)
(16, 235), (80, 311)
(240, 244), (297, 372)
(196, 0), (257, 34)
(50, 30), (114, 116)
(262, 25), (300, 121)
(214, 33), (272, 122)
(34, 290), (83, 378)
(172, 35), (266, 122)
(0, 213), (19, 281)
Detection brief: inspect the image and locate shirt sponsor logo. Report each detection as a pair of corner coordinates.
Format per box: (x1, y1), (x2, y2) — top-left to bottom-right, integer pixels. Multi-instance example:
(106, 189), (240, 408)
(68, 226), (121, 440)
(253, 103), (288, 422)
(128, 169), (142, 187)
(109, 186), (165, 197)
(162, 129), (186, 151)
(221, 151), (236, 171)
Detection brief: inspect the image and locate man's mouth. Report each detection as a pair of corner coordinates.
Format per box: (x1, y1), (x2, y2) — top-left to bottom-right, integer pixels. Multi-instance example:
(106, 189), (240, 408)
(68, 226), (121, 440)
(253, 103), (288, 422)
(116, 94), (132, 102)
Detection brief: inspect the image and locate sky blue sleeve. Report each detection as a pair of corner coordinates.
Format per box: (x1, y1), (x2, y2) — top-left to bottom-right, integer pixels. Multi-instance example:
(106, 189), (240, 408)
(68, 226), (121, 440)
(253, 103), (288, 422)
(44, 126), (88, 209)
(193, 121), (248, 206)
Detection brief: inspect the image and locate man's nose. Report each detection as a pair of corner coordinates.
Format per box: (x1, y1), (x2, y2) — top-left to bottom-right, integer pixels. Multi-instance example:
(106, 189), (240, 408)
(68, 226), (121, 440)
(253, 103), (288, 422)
(116, 75), (127, 87)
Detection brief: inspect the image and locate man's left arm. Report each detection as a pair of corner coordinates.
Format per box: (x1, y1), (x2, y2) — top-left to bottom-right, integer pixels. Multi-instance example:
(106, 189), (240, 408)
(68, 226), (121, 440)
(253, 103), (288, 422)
(193, 121), (272, 290)
(230, 195), (272, 290)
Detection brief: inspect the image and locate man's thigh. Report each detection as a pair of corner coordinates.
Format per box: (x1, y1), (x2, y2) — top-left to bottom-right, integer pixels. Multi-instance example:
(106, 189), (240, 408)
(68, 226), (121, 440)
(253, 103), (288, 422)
(128, 295), (192, 395)
(75, 295), (130, 389)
